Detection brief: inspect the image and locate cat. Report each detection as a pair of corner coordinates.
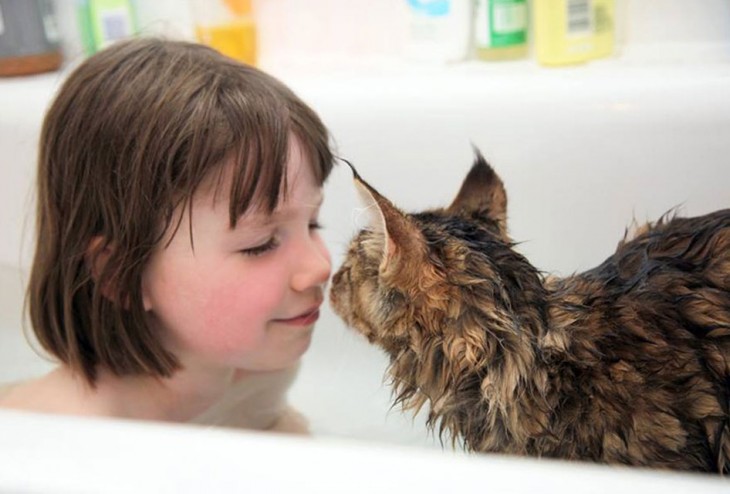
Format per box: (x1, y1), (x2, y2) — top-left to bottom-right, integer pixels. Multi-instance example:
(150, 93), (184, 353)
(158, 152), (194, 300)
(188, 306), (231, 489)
(330, 150), (730, 473)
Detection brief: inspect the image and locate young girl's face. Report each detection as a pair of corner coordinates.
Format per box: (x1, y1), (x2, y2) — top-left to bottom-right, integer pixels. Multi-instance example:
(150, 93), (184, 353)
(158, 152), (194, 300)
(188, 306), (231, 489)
(141, 138), (331, 373)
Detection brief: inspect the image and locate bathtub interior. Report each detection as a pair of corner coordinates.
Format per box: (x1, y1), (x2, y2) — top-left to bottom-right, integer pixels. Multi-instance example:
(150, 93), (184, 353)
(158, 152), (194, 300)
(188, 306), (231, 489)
(1, 13), (730, 490)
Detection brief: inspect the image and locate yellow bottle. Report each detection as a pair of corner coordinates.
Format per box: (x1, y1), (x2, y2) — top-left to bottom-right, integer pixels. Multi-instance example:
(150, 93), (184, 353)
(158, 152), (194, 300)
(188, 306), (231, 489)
(533, 0), (615, 66)
(192, 0), (257, 66)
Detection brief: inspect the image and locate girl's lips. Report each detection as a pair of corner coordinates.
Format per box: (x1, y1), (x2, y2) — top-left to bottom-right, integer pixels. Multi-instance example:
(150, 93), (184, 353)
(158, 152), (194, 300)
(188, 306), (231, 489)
(274, 308), (320, 327)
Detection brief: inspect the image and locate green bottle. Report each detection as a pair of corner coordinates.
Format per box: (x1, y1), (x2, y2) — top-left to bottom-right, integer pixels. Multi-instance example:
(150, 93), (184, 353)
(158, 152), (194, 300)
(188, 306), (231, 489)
(474, 0), (528, 61)
(77, 0), (137, 54)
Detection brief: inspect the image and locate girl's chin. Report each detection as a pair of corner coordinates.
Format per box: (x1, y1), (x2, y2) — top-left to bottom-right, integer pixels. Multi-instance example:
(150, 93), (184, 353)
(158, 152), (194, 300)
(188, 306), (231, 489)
(289, 329), (314, 358)
(259, 332), (314, 371)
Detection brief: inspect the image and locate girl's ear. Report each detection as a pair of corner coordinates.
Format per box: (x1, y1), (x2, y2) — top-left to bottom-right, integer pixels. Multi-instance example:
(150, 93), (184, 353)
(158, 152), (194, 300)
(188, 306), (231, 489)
(353, 176), (427, 278)
(86, 237), (150, 310)
(447, 148), (508, 233)
(86, 236), (113, 297)
(140, 274), (153, 312)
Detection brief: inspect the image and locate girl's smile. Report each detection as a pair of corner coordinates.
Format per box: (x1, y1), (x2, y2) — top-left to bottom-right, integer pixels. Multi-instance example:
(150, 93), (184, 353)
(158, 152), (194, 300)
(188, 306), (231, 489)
(273, 305), (321, 327)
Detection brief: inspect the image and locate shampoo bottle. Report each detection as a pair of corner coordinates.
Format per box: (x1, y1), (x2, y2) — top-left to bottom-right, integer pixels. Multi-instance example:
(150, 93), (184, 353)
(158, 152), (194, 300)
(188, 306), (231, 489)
(0, 0), (62, 76)
(473, 0), (528, 61)
(190, 0), (257, 65)
(77, 0), (137, 54)
(403, 0), (471, 63)
(533, 0), (615, 66)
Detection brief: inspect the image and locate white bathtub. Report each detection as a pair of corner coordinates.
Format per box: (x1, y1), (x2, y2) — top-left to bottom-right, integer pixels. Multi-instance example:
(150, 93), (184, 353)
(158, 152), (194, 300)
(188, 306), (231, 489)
(2, 41), (730, 492)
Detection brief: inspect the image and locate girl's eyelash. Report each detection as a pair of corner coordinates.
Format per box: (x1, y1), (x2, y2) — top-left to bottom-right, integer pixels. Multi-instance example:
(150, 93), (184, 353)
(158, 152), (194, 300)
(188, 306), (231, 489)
(240, 238), (279, 257)
(241, 222), (321, 257)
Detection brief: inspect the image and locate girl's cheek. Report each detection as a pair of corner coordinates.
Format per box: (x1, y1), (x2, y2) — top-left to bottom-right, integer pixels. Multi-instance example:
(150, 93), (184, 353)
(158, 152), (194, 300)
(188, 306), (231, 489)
(197, 288), (261, 353)
(200, 266), (283, 326)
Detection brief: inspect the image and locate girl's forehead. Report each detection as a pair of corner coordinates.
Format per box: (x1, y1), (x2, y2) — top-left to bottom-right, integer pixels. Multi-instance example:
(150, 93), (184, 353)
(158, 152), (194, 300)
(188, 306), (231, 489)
(232, 194), (324, 234)
(194, 146), (320, 218)
(199, 134), (308, 199)
(237, 167), (324, 223)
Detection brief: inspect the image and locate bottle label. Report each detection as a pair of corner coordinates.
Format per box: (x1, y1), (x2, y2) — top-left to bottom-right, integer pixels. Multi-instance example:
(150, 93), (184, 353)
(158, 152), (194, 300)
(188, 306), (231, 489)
(407, 0), (450, 17)
(566, 0), (593, 37)
(594, 2), (614, 35)
(99, 8), (133, 42)
(475, 0), (527, 48)
(39, 0), (60, 43)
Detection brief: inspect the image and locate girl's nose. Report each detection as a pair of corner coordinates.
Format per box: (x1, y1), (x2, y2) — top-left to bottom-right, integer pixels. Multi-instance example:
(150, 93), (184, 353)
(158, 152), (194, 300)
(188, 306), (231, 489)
(291, 236), (331, 292)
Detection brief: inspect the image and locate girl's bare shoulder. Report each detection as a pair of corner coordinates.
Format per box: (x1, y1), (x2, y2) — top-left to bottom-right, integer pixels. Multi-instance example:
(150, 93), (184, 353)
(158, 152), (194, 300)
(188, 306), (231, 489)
(0, 368), (104, 416)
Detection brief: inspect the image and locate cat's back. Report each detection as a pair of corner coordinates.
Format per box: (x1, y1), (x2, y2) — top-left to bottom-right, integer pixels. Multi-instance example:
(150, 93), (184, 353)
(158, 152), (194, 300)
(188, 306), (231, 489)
(586, 208), (730, 299)
(584, 207), (730, 377)
(569, 208), (730, 356)
(617, 208), (729, 281)
(546, 209), (730, 471)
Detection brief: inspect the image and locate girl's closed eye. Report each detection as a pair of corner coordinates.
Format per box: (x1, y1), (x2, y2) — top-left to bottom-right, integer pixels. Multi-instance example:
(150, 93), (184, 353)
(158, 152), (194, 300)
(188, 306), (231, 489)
(240, 237), (279, 257)
(241, 219), (322, 256)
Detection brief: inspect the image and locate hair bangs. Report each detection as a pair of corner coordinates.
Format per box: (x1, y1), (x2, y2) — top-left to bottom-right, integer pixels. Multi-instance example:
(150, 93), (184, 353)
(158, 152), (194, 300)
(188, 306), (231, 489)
(227, 121), (290, 227)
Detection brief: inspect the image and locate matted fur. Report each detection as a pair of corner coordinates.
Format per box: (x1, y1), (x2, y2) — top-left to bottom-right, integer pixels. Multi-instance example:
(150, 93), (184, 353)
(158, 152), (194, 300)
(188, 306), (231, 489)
(330, 152), (730, 473)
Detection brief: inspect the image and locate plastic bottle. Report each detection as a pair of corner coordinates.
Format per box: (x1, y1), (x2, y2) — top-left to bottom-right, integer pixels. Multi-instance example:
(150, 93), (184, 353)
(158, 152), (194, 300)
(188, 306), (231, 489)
(533, 0), (615, 66)
(403, 0), (471, 63)
(190, 0), (257, 66)
(473, 0), (528, 61)
(77, 0), (137, 54)
(0, 0), (62, 76)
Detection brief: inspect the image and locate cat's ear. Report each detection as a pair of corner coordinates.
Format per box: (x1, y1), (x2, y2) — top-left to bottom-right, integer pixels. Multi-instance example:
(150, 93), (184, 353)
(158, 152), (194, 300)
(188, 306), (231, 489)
(447, 148), (508, 231)
(353, 177), (427, 276)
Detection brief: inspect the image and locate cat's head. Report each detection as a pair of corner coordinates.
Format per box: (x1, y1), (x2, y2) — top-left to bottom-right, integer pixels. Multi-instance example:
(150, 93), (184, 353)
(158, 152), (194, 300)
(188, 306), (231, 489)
(330, 150), (546, 376)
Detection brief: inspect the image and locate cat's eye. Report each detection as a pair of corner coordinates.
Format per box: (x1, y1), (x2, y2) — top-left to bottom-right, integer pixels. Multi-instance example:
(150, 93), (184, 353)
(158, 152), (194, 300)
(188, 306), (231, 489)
(240, 237), (279, 257)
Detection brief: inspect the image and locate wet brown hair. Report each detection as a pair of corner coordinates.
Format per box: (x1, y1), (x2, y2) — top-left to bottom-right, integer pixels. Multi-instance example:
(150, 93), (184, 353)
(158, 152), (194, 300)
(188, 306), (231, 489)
(29, 37), (334, 385)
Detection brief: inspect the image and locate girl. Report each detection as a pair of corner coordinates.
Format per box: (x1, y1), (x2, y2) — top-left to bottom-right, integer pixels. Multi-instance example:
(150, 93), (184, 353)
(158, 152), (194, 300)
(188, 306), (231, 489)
(0, 37), (334, 431)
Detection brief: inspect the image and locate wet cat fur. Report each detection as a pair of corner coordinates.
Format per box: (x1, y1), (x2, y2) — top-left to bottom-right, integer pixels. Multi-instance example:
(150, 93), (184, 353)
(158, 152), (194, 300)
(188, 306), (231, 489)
(330, 152), (730, 473)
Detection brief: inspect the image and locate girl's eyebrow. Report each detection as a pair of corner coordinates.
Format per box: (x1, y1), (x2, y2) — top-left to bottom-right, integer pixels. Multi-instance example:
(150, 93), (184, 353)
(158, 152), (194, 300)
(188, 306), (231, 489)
(238, 193), (324, 228)
(270, 194), (324, 222)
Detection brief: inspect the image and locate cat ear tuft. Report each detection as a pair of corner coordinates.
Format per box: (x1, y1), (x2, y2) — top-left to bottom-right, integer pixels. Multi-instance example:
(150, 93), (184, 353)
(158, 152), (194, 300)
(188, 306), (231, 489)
(339, 157), (363, 181)
(352, 175), (426, 275)
(447, 147), (508, 231)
